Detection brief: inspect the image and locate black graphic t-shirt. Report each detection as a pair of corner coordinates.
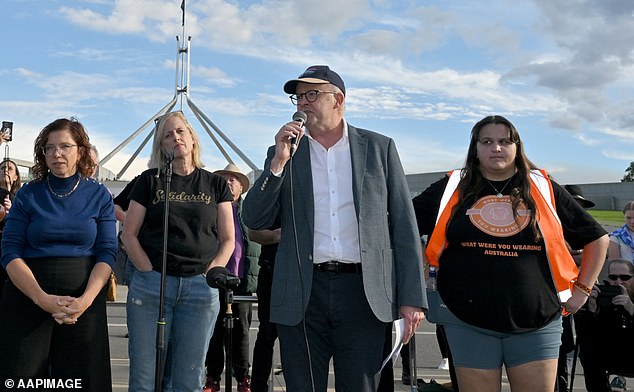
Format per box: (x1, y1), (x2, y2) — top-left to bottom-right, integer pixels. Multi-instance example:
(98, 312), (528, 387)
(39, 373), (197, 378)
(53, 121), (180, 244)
(130, 168), (233, 276)
(413, 173), (606, 332)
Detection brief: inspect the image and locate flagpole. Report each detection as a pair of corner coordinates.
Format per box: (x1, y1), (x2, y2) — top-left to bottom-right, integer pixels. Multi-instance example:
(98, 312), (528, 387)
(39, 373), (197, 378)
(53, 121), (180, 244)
(100, 0), (259, 180)
(181, 0), (186, 35)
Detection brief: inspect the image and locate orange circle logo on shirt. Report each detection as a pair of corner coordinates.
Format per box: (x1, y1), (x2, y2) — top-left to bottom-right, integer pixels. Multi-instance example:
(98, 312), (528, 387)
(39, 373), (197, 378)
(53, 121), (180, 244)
(466, 195), (530, 237)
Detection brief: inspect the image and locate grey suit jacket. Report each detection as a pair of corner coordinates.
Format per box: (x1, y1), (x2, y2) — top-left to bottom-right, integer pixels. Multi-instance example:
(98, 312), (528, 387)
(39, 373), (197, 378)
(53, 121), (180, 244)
(243, 124), (426, 326)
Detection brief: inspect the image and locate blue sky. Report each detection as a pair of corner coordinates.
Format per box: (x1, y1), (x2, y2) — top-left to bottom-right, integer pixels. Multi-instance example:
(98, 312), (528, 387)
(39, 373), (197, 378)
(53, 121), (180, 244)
(1, 0), (633, 184)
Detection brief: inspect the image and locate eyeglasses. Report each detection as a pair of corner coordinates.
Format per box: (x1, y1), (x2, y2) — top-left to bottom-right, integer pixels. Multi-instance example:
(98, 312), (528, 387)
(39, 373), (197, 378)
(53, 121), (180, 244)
(289, 90), (337, 105)
(478, 138), (516, 147)
(608, 274), (633, 281)
(42, 144), (78, 156)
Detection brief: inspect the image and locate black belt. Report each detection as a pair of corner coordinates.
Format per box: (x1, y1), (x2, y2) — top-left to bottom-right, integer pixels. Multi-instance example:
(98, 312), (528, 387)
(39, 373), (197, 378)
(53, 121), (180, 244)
(314, 261), (362, 273)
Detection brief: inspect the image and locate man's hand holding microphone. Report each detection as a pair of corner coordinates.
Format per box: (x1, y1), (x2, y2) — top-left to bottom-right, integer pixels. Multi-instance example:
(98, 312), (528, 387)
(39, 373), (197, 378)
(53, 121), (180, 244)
(270, 111), (307, 173)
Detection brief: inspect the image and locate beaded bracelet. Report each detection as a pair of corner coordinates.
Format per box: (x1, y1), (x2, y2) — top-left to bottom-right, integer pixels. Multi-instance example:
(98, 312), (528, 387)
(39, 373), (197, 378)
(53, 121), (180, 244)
(572, 279), (592, 296)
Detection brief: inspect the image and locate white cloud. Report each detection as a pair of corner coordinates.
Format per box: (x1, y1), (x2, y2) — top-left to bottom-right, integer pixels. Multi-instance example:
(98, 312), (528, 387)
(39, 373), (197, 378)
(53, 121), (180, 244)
(602, 128), (634, 141)
(59, 0), (184, 41)
(4, 0), (633, 184)
(602, 149), (634, 162)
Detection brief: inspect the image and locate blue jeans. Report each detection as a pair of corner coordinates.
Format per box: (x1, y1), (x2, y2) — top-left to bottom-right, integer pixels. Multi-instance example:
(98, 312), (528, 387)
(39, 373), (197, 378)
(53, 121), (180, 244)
(127, 270), (220, 392)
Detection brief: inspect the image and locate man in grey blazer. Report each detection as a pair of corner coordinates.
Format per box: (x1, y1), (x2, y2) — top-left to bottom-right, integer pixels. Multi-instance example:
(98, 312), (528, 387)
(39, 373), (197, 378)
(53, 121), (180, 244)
(243, 65), (426, 391)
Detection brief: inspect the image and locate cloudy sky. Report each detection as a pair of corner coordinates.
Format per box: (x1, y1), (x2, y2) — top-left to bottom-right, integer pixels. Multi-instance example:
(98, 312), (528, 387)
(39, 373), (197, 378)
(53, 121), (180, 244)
(1, 0), (633, 184)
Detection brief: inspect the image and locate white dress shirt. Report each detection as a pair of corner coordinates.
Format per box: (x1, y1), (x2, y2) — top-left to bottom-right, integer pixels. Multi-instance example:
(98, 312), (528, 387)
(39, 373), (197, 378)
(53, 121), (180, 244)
(307, 121), (361, 264)
(271, 121), (362, 264)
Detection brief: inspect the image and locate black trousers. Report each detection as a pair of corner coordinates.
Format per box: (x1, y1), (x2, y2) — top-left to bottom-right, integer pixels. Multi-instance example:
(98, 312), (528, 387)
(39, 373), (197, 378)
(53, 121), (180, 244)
(377, 324), (394, 392)
(251, 263), (278, 392)
(206, 288), (253, 382)
(277, 270), (386, 392)
(575, 310), (634, 392)
(0, 257), (111, 392)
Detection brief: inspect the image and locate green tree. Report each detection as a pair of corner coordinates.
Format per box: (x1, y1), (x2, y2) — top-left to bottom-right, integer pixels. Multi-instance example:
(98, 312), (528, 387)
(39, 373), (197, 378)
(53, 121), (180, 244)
(622, 161), (634, 182)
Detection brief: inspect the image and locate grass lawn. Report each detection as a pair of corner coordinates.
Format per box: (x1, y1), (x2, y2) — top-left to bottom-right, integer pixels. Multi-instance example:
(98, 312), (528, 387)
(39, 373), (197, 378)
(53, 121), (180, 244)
(588, 210), (623, 226)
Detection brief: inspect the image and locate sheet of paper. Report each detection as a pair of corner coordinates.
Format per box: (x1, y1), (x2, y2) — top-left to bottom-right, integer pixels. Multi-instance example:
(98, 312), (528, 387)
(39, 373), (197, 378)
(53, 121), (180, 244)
(378, 318), (405, 373)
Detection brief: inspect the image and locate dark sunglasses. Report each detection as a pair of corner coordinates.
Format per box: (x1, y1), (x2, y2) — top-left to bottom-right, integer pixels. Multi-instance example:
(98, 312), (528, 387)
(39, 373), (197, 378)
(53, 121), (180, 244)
(608, 274), (633, 281)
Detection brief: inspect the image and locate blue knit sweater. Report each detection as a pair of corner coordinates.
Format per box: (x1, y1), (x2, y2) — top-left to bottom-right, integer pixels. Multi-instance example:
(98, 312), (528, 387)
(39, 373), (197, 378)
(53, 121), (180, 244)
(1, 173), (117, 268)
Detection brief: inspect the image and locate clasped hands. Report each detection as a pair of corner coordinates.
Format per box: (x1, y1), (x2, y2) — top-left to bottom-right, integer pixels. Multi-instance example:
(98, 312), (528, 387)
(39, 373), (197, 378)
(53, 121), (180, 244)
(47, 295), (90, 325)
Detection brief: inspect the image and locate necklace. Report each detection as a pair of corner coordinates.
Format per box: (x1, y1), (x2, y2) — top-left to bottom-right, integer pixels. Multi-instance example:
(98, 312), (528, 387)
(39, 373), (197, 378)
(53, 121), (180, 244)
(47, 175), (81, 198)
(485, 177), (513, 198)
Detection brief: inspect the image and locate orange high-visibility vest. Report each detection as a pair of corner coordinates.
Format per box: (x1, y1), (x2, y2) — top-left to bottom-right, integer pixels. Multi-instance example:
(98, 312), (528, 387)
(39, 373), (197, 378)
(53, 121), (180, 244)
(425, 169), (577, 302)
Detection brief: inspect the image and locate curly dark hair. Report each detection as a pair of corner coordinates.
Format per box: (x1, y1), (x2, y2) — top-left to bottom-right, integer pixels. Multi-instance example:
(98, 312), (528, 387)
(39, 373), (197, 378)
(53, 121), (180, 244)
(32, 118), (93, 181)
(453, 115), (542, 240)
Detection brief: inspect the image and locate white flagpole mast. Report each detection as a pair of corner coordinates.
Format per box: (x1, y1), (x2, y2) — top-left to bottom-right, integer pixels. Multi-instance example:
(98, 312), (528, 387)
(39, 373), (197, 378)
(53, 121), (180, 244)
(101, 0), (259, 179)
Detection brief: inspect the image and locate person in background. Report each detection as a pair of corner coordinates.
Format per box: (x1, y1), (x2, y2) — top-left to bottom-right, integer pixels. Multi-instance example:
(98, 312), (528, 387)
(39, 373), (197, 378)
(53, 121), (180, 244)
(122, 111), (235, 391)
(0, 159), (21, 200)
(0, 159), (21, 297)
(243, 65), (426, 391)
(552, 184), (597, 392)
(575, 259), (634, 392)
(204, 163), (260, 392)
(89, 144), (100, 178)
(413, 115), (608, 391)
(110, 176), (141, 341)
(0, 118), (117, 391)
(248, 225), (281, 392)
(607, 201), (634, 263)
(112, 176), (140, 286)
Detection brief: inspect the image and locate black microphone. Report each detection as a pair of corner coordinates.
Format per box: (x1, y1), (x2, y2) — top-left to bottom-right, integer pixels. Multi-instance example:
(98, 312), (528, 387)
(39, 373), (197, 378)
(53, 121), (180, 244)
(290, 111), (307, 156)
(206, 266), (240, 290)
(164, 147), (175, 163)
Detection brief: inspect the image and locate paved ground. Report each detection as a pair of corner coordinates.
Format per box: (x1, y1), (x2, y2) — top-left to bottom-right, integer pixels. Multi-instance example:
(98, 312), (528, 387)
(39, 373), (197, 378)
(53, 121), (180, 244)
(107, 285), (608, 392)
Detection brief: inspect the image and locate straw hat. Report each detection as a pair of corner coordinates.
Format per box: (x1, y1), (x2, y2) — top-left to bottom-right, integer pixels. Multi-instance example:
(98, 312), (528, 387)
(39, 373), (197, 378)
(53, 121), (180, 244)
(214, 163), (249, 194)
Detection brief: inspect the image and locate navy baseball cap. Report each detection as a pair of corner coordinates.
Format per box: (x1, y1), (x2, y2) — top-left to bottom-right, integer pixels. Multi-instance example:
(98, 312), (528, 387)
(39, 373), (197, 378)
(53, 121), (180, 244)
(283, 65), (346, 96)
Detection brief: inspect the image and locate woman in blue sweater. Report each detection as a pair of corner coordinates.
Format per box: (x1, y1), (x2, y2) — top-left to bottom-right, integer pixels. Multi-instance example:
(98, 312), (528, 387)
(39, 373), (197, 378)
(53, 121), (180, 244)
(0, 118), (117, 391)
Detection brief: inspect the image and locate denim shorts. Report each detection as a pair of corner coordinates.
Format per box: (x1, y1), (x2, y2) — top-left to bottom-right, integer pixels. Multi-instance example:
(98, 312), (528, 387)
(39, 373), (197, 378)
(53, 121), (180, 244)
(443, 313), (563, 369)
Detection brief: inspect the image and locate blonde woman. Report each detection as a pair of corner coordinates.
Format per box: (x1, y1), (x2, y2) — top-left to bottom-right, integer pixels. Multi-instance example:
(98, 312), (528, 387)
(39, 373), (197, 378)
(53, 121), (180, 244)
(122, 111), (235, 391)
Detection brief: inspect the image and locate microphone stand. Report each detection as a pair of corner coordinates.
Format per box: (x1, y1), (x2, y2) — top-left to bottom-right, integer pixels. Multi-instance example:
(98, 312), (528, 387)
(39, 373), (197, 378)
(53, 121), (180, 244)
(224, 287), (235, 392)
(219, 275), (240, 392)
(408, 334), (418, 391)
(154, 152), (173, 392)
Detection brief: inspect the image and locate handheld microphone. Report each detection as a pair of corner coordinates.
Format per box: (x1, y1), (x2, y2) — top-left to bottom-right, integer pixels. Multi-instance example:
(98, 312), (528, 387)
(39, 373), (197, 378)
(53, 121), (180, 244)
(290, 111), (307, 156)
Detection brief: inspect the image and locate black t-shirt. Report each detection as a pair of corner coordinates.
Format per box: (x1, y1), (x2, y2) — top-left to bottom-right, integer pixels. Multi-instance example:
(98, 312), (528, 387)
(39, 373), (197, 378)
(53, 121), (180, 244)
(113, 176), (139, 211)
(130, 168), (233, 276)
(413, 172), (607, 332)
